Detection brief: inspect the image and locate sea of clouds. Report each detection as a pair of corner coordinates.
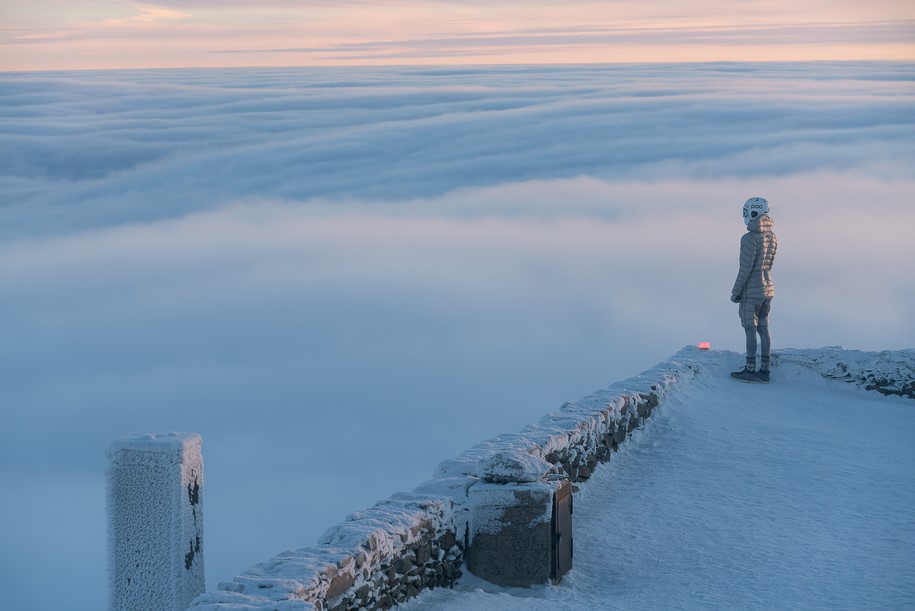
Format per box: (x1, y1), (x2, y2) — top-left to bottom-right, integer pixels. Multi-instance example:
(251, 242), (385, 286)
(1, 62), (914, 609)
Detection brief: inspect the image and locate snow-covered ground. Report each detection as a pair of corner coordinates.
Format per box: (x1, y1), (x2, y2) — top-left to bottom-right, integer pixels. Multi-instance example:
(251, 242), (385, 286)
(402, 351), (915, 610)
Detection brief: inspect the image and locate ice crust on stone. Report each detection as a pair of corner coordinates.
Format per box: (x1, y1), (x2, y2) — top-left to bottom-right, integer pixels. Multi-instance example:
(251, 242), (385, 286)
(191, 493), (454, 609)
(477, 450), (556, 483)
(432, 345), (704, 484)
(776, 347), (915, 398)
(467, 482), (556, 537)
(108, 431), (202, 464)
(108, 432), (204, 610)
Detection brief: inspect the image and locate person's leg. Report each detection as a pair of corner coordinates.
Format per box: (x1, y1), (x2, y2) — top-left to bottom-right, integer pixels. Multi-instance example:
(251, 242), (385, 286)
(731, 323), (758, 381)
(758, 326), (770, 364)
(731, 300), (759, 381)
(757, 299), (772, 372)
(744, 325), (758, 372)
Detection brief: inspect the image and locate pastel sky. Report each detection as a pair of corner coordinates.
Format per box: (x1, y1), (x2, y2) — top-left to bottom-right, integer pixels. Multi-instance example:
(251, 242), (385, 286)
(2, 0), (914, 70)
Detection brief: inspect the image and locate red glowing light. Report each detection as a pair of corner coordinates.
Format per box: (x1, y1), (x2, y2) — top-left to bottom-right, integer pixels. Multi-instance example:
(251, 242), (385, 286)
(698, 341), (711, 350)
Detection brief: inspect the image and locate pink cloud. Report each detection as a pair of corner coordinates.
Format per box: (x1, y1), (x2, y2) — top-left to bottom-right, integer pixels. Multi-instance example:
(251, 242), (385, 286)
(100, 4), (191, 27)
(3, 0), (915, 70)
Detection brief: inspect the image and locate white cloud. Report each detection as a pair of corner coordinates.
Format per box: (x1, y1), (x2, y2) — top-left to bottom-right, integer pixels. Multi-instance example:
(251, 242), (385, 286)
(2, 63), (913, 239)
(2, 172), (913, 463)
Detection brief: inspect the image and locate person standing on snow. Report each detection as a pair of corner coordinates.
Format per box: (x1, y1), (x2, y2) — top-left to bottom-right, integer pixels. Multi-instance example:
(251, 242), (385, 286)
(730, 197), (777, 383)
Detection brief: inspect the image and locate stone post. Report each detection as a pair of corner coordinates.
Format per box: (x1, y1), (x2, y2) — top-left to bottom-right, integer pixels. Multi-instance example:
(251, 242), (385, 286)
(107, 432), (205, 611)
(466, 480), (558, 587)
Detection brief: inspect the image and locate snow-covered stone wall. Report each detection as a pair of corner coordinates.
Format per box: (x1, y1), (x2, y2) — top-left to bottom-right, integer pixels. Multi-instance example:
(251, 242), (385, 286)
(187, 347), (705, 610)
(434, 346), (704, 487)
(190, 493), (461, 610)
(775, 347), (915, 399)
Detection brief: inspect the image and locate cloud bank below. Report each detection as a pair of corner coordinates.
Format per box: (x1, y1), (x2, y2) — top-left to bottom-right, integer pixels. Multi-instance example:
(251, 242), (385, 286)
(1, 62), (913, 610)
(2, 62), (914, 238)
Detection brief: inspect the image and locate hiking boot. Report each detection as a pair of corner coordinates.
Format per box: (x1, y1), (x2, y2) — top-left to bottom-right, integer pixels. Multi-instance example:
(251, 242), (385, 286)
(756, 370), (770, 384)
(730, 367), (757, 383)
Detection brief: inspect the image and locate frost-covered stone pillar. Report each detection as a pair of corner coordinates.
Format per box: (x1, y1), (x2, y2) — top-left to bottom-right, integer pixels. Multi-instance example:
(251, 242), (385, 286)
(107, 432), (204, 611)
(466, 480), (557, 587)
(465, 451), (565, 587)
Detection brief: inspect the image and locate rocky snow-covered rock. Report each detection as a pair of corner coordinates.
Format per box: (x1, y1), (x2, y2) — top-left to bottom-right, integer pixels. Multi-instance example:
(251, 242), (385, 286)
(775, 347), (915, 399)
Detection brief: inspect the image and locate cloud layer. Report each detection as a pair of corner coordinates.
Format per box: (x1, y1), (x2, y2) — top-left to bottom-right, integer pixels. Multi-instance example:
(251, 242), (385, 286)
(1, 63), (914, 609)
(2, 62), (914, 238)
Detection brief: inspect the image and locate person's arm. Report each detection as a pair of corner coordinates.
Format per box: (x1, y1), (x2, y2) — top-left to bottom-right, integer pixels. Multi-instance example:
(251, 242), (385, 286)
(770, 234), (777, 270)
(731, 234), (756, 301)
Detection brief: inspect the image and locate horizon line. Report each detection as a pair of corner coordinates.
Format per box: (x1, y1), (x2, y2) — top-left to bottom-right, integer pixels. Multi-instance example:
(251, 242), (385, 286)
(3, 57), (914, 75)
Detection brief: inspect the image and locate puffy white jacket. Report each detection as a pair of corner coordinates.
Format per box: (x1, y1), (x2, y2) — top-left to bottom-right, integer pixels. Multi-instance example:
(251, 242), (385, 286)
(731, 215), (777, 303)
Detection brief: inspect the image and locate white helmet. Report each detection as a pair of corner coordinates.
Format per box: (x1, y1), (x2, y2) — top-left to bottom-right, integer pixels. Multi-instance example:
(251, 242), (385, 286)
(742, 197), (769, 225)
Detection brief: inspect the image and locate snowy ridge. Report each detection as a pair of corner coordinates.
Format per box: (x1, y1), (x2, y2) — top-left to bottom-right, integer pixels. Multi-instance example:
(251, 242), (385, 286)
(775, 347), (915, 399)
(188, 347), (707, 610)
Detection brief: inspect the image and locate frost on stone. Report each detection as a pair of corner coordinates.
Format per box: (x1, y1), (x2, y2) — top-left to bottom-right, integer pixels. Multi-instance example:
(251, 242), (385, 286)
(412, 477), (476, 542)
(430, 347), (704, 487)
(468, 482), (555, 536)
(319, 493), (450, 553)
(189, 590), (317, 610)
(412, 477), (476, 502)
(433, 433), (541, 479)
(477, 450), (556, 483)
(108, 432), (205, 611)
(776, 347), (915, 399)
